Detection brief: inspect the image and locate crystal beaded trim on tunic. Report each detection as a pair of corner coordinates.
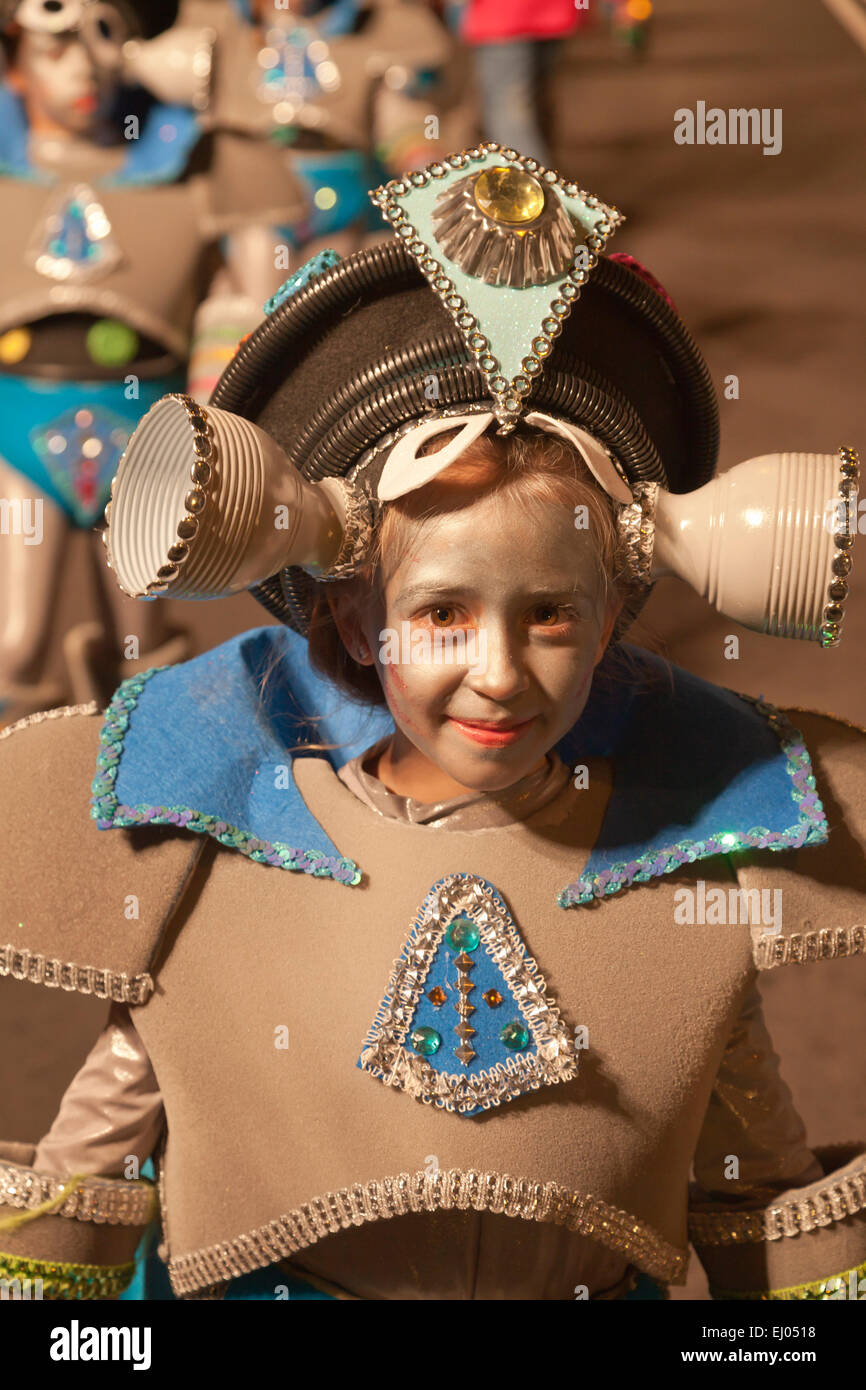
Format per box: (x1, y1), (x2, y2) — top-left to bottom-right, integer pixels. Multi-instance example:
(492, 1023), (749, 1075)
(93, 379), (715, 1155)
(754, 923), (865, 970)
(0, 1158), (157, 1225)
(0, 1250), (136, 1299)
(689, 1153), (866, 1245)
(558, 696), (829, 910)
(357, 873), (579, 1115)
(166, 1168), (688, 1295)
(0, 943), (153, 1004)
(90, 667), (362, 887)
(0, 701), (99, 742)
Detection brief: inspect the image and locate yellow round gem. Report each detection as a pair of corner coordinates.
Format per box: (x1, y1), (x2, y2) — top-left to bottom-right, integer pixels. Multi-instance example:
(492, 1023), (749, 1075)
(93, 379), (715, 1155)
(473, 166), (545, 225)
(0, 327), (32, 364)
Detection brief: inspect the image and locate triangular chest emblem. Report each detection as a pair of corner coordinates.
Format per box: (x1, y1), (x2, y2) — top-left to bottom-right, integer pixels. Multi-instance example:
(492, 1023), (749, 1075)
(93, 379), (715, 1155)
(358, 873), (578, 1116)
(29, 184), (123, 284)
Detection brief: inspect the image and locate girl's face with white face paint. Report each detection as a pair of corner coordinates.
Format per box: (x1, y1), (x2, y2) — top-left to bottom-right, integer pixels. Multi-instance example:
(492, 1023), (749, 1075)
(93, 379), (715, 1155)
(336, 487), (620, 800)
(15, 21), (125, 138)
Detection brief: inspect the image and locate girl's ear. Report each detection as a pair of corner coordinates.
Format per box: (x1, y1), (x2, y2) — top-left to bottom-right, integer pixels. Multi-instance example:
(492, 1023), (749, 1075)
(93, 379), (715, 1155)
(326, 588), (376, 667)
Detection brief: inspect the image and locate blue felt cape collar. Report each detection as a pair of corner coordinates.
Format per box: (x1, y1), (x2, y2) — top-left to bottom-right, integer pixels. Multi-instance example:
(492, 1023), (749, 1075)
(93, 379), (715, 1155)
(0, 84), (203, 185)
(90, 626), (829, 904)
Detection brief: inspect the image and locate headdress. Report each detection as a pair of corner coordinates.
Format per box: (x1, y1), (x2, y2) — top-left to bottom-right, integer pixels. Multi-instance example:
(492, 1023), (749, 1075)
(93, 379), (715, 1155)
(5, 1), (180, 41)
(105, 144), (859, 647)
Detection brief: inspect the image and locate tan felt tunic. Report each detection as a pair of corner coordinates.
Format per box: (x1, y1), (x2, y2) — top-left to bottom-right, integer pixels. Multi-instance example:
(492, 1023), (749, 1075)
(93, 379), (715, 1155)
(1, 704), (864, 1299)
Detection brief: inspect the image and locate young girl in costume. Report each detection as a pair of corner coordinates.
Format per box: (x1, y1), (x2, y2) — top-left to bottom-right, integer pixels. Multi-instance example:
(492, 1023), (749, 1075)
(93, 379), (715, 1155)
(1, 145), (864, 1302)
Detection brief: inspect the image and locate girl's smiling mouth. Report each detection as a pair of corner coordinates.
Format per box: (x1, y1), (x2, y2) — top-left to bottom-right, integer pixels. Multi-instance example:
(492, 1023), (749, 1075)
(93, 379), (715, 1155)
(447, 715), (537, 746)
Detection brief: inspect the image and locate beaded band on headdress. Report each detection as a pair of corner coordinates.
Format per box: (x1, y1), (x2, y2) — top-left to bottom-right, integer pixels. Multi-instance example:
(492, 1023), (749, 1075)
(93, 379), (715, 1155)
(820, 446), (859, 648)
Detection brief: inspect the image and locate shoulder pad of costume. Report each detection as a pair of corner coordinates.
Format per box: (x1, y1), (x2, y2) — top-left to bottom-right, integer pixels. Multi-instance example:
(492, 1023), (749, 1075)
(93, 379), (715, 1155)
(737, 706), (866, 971)
(0, 706), (207, 1004)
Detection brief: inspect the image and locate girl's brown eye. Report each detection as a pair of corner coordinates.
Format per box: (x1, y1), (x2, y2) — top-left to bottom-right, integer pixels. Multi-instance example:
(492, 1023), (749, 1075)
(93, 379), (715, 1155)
(430, 607), (454, 626)
(533, 605), (560, 625)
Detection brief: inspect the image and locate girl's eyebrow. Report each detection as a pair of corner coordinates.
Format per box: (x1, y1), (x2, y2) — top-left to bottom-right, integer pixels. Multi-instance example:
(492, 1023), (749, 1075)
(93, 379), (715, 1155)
(393, 583), (596, 606)
(393, 584), (476, 606)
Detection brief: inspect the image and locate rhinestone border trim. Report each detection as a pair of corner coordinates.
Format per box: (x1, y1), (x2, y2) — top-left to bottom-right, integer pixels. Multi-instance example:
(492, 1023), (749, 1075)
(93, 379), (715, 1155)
(167, 1168), (687, 1295)
(689, 1154), (866, 1246)
(0, 701), (99, 742)
(370, 141), (623, 429)
(558, 696), (829, 909)
(0, 943), (152, 1004)
(0, 1251), (136, 1300)
(711, 1257), (866, 1301)
(89, 667), (362, 887)
(753, 923), (865, 970)
(818, 445), (859, 649)
(0, 1159), (156, 1226)
(358, 873), (579, 1114)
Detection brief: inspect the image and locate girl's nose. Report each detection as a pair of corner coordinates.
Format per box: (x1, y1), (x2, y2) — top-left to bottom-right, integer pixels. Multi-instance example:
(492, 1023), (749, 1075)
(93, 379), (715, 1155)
(464, 623), (530, 701)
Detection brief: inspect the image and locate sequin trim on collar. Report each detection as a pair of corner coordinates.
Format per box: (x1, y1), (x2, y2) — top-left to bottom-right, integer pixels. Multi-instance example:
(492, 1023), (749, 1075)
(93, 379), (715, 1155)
(166, 1168), (687, 1295)
(90, 669), (362, 886)
(358, 873), (579, 1115)
(558, 697), (829, 908)
(0, 942), (153, 1004)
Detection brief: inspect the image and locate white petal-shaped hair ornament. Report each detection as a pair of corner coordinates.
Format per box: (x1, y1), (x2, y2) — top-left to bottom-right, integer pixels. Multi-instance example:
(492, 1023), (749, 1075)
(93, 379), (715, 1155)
(376, 410), (634, 505)
(376, 413), (495, 501)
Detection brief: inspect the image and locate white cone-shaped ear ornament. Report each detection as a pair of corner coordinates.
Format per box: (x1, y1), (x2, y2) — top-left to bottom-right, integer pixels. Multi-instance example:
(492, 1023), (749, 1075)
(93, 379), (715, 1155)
(121, 27), (214, 110)
(643, 448), (859, 646)
(103, 395), (347, 599)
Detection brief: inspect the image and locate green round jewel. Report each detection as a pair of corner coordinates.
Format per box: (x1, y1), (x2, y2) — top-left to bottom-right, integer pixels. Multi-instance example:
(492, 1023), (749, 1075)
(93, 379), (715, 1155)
(410, 1025), (442, 1056)
(447, 916), (480, 951)
(86, 319), (139, 367)
(500, 1020), (530, 1051)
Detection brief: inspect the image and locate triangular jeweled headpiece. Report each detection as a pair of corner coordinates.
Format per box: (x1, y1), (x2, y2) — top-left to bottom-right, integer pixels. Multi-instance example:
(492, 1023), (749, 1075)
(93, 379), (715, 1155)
(370, 144), (623, 430)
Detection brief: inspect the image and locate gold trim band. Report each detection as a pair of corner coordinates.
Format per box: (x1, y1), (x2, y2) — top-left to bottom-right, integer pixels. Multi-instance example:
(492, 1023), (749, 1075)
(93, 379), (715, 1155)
(167, 1168), (687, 1295)
(0, 943), (153, 1004)
(0, 1160), (156, 1227)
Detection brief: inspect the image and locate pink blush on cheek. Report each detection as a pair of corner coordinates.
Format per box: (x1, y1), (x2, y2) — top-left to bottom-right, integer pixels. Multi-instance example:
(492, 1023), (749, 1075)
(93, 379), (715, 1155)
(574, 669), (592, 700)
(382, 665), (426, 738)
(385, 665), (408, 693)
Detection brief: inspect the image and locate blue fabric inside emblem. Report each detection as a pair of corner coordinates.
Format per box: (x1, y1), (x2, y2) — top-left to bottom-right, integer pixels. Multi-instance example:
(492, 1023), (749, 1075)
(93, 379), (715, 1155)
(407, 933), (527, 1078)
